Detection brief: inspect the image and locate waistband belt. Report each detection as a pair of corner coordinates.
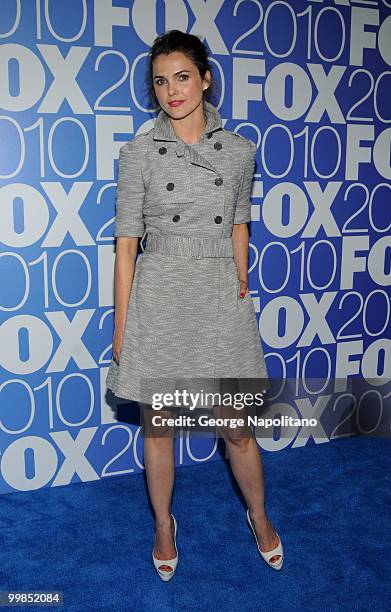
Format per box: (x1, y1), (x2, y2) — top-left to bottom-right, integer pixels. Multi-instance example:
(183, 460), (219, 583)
(141, 232), (234, 259)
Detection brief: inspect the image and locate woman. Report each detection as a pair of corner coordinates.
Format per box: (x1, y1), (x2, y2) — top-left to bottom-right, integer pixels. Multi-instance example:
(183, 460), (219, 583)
(106, 30), (284, 581)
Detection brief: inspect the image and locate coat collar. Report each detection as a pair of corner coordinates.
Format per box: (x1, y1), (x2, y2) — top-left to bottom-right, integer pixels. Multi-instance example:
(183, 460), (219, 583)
(152, 100), (223, 177)
(152, 99), (222, 143)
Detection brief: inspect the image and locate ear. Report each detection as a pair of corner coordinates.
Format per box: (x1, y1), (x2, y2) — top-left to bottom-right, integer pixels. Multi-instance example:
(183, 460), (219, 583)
(203, 69), (212, 91)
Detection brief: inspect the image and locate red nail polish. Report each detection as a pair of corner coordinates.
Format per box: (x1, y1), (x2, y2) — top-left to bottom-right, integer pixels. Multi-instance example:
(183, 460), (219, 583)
(240, 292), (245, 298)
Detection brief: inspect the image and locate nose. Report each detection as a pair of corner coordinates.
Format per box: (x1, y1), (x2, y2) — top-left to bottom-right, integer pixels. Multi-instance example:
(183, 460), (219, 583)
(167, 80), (179, 96)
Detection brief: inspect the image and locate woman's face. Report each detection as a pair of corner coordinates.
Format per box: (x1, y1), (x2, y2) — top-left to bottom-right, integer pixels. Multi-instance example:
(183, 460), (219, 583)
(152, 51), (210, 119)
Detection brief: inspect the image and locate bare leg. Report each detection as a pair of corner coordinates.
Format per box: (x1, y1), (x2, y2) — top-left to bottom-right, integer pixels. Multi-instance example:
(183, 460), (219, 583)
(142, 407), (177, 573)
(213, 405), (282, 564)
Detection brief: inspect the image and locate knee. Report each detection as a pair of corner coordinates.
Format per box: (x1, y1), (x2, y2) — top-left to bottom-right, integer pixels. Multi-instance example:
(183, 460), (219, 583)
(141, 408), (176, 439)
(217, 428), (253, 449)
(144, 435), (174, 446)
(228, 436), (252, 450)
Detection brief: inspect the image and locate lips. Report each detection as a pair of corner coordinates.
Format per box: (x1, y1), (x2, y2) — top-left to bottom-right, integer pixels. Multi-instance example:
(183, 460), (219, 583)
(168, 100), (185, 107)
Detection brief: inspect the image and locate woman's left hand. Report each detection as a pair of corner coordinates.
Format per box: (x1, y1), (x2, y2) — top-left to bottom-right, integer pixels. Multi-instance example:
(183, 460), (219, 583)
(238, 279), (248, 298)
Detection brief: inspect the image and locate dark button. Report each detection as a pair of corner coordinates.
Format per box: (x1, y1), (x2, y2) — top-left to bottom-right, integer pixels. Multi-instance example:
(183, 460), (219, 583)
(215, 177), (223, 186)
(214, 215), (222, 224)
(206, 133), (213, 139)
(159, 147), (167, 155)
(214, 142), (222, 150)
(166, 182), (174, 191)
(172, 214), (180, 222)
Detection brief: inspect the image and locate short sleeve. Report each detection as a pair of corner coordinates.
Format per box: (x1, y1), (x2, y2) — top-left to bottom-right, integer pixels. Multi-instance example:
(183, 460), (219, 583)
(114, 141), (145, 238)
(233, 140), (256, 225)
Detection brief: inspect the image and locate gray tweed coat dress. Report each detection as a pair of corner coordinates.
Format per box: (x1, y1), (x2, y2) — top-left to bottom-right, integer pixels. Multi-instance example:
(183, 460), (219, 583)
(105, 100), (270, 409)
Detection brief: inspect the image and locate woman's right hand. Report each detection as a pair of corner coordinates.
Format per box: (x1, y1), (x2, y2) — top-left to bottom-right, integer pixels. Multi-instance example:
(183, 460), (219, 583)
(112, 325), (125, 364)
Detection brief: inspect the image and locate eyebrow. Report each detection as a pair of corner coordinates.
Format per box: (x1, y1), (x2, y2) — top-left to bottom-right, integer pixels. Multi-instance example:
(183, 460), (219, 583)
(153, 70), (191, 79)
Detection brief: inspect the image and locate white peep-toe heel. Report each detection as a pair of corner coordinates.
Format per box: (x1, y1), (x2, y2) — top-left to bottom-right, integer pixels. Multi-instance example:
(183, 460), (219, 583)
(152, 514), (178, 581)
(246, 509), (284, 570)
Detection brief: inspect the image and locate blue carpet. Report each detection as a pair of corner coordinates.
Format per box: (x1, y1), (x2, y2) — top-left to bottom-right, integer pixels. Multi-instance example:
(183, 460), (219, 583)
(0, 436), (389, 611)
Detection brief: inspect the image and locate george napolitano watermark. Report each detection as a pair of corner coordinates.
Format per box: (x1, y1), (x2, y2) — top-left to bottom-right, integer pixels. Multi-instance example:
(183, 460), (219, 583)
(149, 411), (317, 430)
(138, 377), (391, 440)
(140, 387), (318, 438)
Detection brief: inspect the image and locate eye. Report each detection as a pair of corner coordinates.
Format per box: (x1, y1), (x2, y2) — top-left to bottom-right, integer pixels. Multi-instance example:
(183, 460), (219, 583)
(179, 74), (189, 80)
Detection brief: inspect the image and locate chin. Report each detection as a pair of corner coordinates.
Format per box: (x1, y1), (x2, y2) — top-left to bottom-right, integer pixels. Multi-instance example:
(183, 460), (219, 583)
(166, 106), (188, 118)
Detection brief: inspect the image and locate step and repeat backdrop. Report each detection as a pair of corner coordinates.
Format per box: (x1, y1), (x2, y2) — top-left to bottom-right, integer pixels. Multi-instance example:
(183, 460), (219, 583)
(0, 0), (390, 494)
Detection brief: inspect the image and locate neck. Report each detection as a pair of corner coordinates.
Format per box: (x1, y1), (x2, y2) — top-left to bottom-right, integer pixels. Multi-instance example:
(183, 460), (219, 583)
(169, 101), (207, 145)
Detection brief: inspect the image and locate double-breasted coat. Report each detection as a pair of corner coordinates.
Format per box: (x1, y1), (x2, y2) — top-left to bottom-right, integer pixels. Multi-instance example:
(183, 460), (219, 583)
(105, 100), (270, 409)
